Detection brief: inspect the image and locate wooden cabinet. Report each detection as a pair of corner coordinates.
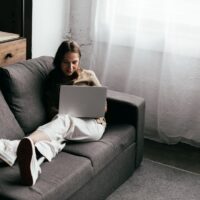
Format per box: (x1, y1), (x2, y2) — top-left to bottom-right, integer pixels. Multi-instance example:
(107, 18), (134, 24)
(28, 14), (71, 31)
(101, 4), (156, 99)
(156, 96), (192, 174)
(0, 0), (32, 58)
(0, 36), (26, 67)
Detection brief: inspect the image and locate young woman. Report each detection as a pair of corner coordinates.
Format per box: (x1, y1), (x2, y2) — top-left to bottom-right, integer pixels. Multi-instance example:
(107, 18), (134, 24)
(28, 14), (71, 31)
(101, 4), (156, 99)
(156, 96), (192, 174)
(0, 40), (106, 186)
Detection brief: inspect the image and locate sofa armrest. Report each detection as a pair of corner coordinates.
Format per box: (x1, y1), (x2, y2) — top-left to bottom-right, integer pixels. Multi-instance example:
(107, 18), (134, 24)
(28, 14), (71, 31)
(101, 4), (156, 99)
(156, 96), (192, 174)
(105, 89), (145, 167)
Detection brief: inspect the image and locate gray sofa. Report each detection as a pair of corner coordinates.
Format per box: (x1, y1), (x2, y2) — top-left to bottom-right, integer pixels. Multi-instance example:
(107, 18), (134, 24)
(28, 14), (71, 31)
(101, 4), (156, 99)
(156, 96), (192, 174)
(0, 56), (145, 200)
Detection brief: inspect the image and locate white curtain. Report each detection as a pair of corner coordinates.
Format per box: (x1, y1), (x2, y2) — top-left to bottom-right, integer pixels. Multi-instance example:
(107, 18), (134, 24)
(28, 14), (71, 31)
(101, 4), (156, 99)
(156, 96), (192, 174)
(89, 0), (200, 147)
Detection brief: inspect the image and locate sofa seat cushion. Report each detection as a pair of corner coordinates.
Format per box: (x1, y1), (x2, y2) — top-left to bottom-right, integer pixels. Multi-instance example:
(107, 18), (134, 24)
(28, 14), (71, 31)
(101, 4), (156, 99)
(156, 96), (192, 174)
(0, 90), (24, 139)
(0, 152), (93, 200)
(63, 124), (136, 174)
(0, 56), (54, 134)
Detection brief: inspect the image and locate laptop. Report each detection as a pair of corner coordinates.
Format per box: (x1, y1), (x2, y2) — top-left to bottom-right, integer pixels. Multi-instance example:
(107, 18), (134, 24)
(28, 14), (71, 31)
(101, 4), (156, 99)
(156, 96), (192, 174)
(59, 85), (107, 118)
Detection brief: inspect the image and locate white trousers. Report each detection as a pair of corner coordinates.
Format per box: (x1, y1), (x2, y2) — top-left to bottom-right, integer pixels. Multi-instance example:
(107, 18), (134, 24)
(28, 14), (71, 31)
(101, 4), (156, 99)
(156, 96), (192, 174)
(0, 114), (105, 166)
(35, 114), (105, 162)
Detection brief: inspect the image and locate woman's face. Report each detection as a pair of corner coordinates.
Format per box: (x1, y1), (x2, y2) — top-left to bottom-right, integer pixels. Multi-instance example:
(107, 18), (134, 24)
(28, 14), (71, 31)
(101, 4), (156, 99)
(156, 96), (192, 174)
(60, 52), (80, 76)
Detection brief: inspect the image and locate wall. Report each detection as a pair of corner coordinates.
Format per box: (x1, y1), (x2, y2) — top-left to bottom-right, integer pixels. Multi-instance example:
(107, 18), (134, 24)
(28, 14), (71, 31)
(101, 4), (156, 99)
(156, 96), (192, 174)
(32, 0), (70, 58)
(32, 0), (92, 61)
(70, 0), (93, 68)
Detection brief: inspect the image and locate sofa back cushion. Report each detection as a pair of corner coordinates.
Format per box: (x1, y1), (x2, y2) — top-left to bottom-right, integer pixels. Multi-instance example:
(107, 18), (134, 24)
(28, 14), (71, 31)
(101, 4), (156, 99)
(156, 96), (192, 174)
(0, 56), (54, 134)
(0, 90), (24, 139)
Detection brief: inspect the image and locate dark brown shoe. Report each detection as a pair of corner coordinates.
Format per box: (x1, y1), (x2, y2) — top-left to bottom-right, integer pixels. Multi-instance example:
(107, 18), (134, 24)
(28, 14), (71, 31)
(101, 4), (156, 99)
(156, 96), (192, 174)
(17, 138), (41, 186)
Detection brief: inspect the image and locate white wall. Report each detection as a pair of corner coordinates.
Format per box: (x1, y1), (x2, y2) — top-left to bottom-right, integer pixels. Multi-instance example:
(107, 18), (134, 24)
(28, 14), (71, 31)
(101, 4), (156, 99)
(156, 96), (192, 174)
(32, 0), (70, 58)
(70, 0), (93, 68)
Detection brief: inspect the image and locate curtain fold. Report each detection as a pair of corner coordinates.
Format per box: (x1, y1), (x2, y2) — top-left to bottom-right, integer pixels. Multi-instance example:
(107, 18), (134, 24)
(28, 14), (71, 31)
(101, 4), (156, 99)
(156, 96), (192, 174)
(89, 0), (200, 147)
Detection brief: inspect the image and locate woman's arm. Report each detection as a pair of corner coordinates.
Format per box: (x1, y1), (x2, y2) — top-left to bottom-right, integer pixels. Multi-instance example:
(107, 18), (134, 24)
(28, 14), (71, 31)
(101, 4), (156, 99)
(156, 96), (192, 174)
(44, 73), (60, 121)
